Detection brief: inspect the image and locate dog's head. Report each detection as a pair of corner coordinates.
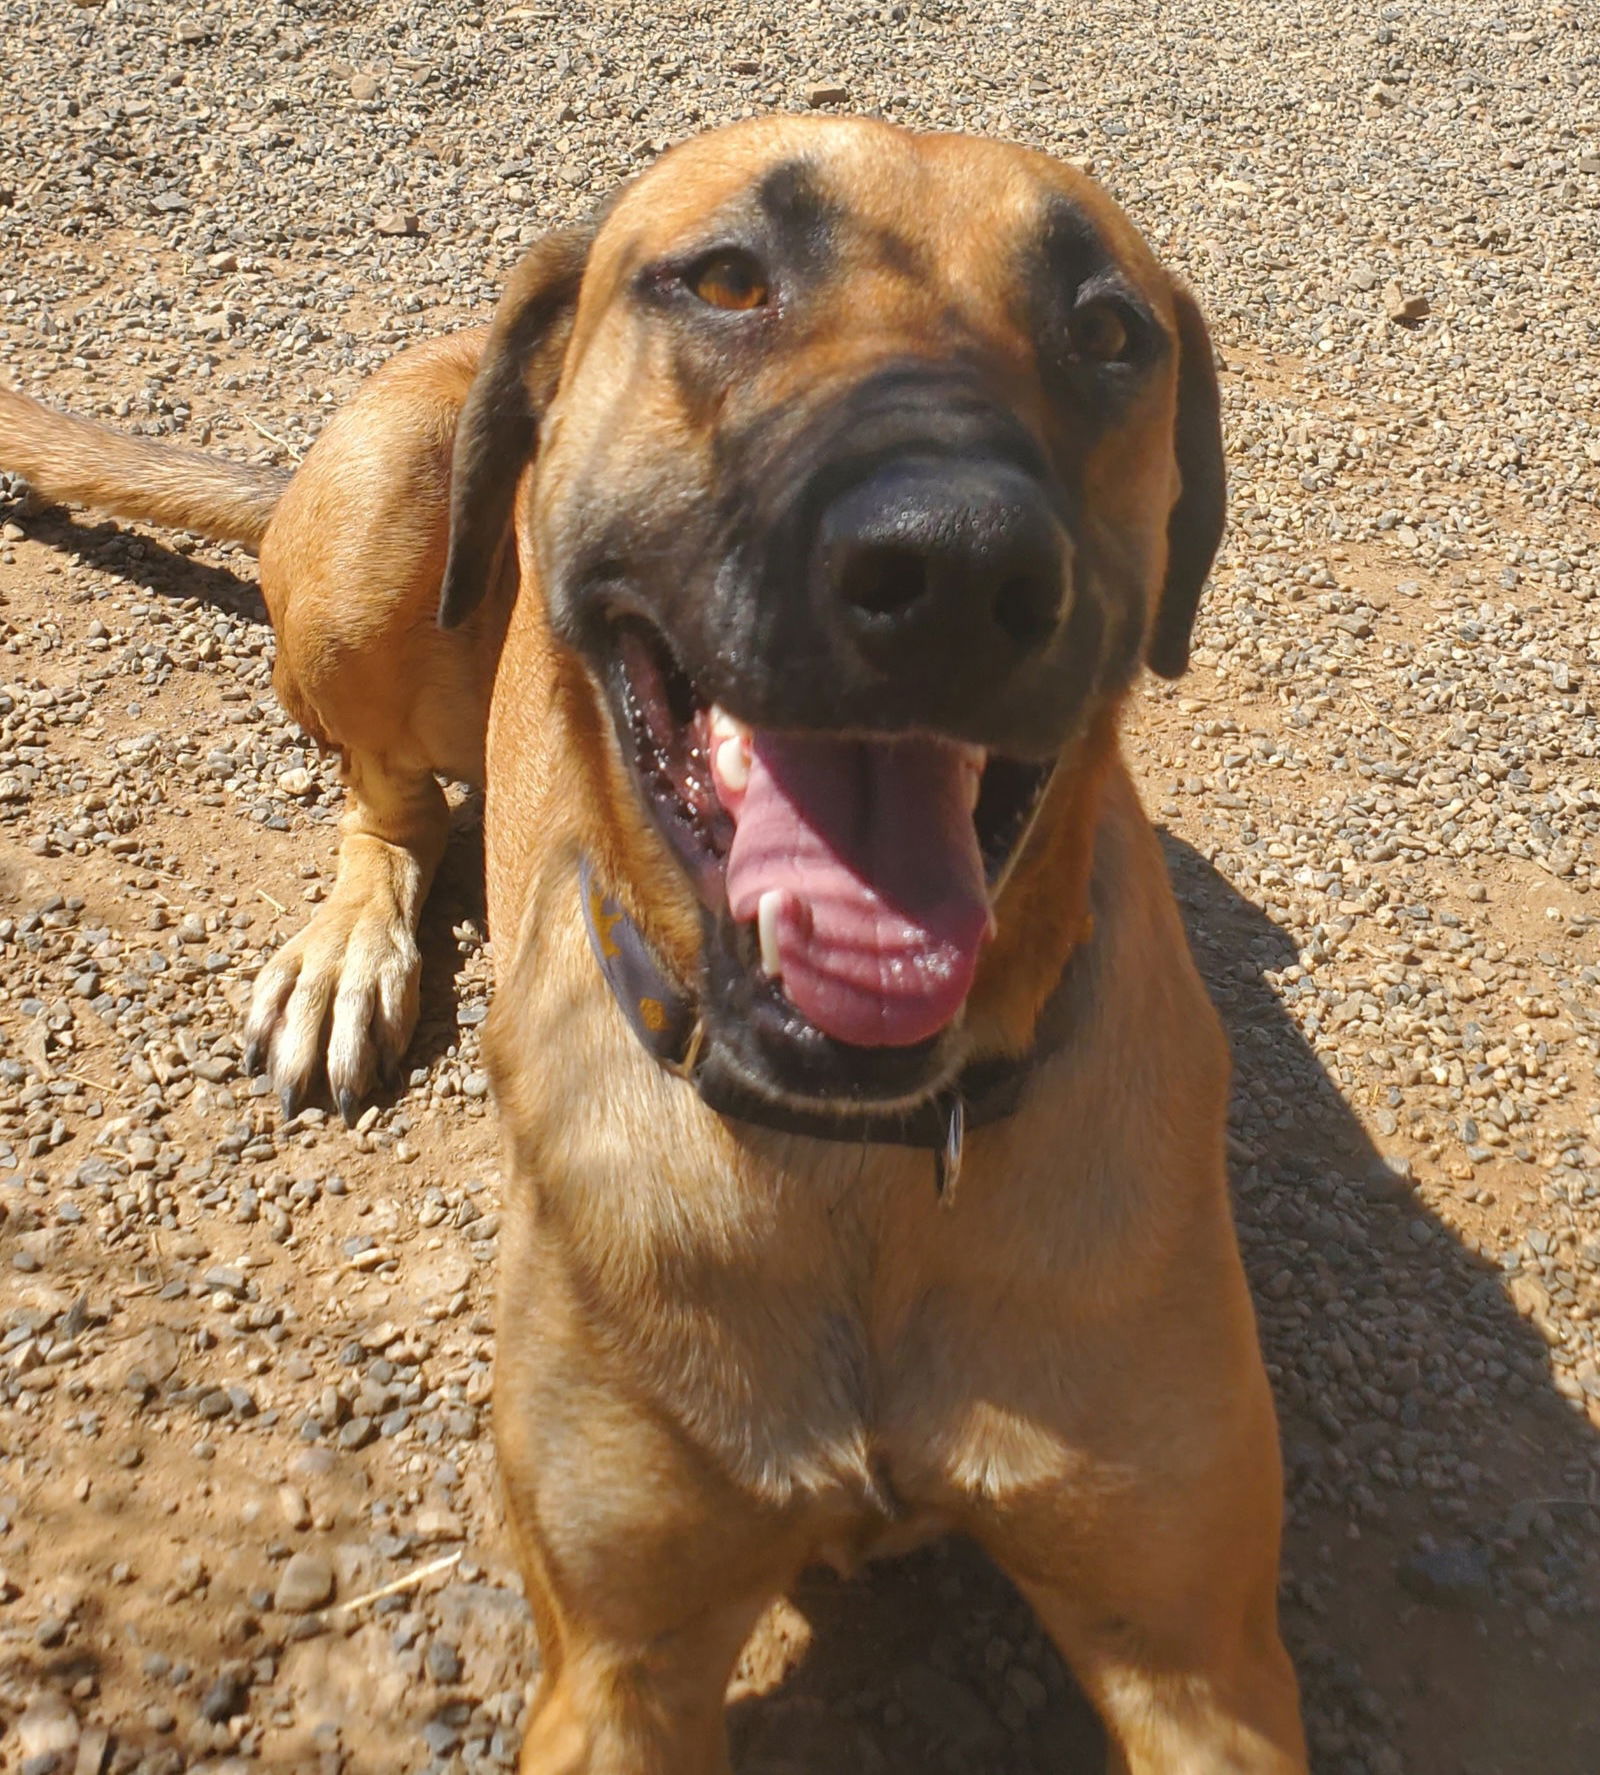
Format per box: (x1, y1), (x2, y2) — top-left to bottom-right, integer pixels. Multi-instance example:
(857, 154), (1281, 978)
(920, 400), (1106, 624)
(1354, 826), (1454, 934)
(445, 116), (1223, 1115)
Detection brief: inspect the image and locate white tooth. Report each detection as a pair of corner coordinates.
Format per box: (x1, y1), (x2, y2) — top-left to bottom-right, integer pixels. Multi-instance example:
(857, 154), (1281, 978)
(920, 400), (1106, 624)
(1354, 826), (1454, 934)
(709, 703), (752, 744)
(963, 750), (985, 811)
(716, 734), (750, 794)
(757, 891), (784, 979)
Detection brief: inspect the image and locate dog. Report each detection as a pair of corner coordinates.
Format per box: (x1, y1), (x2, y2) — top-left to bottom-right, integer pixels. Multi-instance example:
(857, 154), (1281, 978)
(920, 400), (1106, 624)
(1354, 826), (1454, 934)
(2, 115), (1306, 1772)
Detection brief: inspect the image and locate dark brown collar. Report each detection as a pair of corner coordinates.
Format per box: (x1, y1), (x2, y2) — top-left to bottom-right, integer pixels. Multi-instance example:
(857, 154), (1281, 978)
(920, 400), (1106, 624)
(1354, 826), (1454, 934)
(580, 856), (1088, 1195)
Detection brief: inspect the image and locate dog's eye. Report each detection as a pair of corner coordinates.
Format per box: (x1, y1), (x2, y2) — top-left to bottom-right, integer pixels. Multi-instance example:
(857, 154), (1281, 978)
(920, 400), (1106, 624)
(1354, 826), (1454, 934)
(686, 250), (770, 312)
(1067, 298), (1132, 363)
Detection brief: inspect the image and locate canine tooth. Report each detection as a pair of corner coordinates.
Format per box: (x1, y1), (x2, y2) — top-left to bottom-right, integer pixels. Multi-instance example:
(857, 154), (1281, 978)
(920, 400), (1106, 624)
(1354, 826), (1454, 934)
(757, 891), (784, 979)
(963, 751), (985, 811)
(716, 734), (750, 795)
(709, 704), (752, 744)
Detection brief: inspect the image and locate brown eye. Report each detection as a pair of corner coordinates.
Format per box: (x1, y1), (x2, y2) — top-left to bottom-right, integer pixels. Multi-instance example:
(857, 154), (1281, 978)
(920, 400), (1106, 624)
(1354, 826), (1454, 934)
(1068, 298), (1130, 362)
(687, 250), (770, 312)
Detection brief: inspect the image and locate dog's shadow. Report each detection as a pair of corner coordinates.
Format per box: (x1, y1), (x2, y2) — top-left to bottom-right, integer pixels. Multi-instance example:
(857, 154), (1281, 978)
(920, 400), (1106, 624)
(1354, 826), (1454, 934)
(10, 506), (266, 616)
(722, 836), (1600, 1774)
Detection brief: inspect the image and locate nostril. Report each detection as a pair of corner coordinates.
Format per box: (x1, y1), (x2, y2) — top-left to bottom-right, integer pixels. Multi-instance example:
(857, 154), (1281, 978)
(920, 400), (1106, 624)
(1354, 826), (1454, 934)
(837, 544), (930, 617)
(993, 572), (1060, 651)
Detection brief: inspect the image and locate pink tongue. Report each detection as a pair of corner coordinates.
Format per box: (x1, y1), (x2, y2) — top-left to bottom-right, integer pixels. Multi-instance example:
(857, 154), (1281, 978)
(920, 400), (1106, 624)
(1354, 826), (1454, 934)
(724, 733), (990, 1049)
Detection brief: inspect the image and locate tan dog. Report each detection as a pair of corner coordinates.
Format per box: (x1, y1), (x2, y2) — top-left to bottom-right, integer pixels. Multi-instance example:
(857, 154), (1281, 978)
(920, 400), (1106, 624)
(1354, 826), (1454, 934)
(2, 117), (1305, 1773)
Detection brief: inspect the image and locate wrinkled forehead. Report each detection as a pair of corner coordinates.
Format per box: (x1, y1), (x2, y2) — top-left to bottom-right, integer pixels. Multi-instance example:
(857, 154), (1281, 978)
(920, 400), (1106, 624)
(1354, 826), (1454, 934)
(587, 116), (1170, 311)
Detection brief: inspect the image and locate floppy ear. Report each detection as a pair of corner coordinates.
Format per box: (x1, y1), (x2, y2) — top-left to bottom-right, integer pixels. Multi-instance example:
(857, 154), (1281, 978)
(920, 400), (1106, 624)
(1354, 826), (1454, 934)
(437, 225), (595, 629)
(1145, 283), (1226, 679)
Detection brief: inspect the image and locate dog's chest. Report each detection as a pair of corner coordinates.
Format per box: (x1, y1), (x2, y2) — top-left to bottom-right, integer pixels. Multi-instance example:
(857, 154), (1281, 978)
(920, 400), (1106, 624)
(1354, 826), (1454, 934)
(562, 1136), (1096, 1532)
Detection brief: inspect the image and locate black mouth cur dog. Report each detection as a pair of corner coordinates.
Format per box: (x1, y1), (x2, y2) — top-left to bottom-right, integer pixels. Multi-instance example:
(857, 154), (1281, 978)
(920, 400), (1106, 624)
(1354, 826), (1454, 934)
(2, 115), (1306, 1772)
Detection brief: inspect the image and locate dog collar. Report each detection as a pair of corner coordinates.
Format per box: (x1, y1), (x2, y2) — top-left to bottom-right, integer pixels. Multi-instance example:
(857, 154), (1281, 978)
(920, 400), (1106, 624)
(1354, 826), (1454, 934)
(580, 857), (1088, 1198)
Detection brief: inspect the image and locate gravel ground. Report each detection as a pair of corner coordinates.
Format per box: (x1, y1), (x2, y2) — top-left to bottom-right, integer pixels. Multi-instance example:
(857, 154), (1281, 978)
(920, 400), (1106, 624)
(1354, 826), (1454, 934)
(1, 1), (1597, 1771)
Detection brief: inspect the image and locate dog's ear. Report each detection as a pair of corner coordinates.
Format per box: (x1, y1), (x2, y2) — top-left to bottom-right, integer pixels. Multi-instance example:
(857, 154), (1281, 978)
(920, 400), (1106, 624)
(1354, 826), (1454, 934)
(437, 225), (595, 629)
(1145, 283), (1226, 680)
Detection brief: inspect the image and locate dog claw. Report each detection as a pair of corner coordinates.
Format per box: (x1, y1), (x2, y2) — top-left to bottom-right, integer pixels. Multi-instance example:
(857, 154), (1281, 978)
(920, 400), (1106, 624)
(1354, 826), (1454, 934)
(279, 1083), (305, 1121)
(337, 1086), (361, 1126)
(243, 1036), (266, 1076)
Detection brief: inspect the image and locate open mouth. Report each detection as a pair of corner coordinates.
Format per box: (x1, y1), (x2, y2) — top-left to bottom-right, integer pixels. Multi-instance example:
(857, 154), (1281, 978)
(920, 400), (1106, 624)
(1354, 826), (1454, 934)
(606, 618), (1055, 1055)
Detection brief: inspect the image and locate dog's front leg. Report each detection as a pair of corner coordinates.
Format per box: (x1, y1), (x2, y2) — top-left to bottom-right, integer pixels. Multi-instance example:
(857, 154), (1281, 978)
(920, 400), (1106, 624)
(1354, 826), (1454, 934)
(244, 752), (446, 1118)
(1019, 1573), (1306, 1775)
(515, 1593), (771, 1775)
(990, 1377), (1306, 1775)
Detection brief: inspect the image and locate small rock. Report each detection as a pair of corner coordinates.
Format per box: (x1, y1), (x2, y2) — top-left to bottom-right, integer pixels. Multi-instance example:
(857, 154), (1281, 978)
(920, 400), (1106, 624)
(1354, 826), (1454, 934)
(1397, 1543), (1490, 1608)
(349, 72), (381, 101)
(413, 1505), (462, 1544)
(1382, 279), (1430, 324)
(289, 1447), (337, 1482)
(15, 1694), (80, 1763)
(1508, 1275), (1552, 1322)
(72, 1720), (109, 1775)
(421, 1718), (461, 1755)
(199, 1670), (249, 1723)
(425, 1639), (462, 1683)
(339, 1416), (377, 1451)
(374, 209), (420, 237)
(804, 82), (850, 107)
(274, 1550), (336, 1614)
(278, 1484), (311, 1531)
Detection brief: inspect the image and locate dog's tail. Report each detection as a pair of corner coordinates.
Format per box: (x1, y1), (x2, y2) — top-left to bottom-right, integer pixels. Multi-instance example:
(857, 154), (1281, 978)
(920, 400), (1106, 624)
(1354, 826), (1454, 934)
(0, 383), (291, 550)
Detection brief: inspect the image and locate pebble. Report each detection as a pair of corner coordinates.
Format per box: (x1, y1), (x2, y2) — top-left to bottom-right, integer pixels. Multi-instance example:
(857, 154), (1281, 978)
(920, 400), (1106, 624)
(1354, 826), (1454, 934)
(1397, 1543), (1492, 1608)
(198, 1670), (249, 1723)
(274, 1551), (336, 1614)
(426, 1639), (463, 1684)
(278, 1483), (312, 1530)
(14, 1695), (79, 1763)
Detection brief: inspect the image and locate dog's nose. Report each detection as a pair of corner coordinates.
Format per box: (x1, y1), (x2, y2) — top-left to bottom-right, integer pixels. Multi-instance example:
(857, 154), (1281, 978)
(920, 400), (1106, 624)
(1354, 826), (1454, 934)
(819, 462), (1068, 670)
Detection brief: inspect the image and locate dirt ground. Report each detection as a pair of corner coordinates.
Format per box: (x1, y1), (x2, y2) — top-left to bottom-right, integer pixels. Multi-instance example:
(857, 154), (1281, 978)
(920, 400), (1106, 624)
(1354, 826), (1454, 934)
(2, 3), (1600, 1773)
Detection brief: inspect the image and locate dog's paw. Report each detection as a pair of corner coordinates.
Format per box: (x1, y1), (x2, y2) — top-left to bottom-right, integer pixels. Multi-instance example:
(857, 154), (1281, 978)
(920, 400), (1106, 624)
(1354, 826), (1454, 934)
(244, 892), (422, 1121)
